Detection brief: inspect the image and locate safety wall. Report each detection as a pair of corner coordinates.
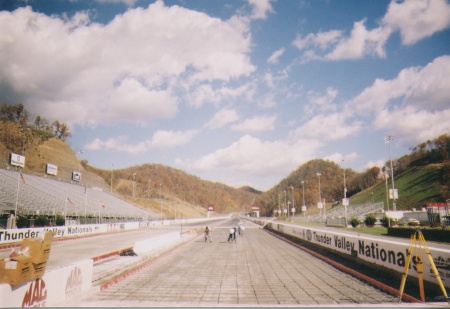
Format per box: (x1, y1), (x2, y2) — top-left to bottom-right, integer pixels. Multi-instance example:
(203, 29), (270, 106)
(0, 259), (93, 307)
(0, 217), (226, 246)
(0, 222), (143, 245)
(262, 220), (450, 289)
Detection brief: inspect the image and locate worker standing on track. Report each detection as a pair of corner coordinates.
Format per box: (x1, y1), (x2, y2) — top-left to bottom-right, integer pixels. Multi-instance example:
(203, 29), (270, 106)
(204, 226), (212, 242)
(238, 224), (245, 236)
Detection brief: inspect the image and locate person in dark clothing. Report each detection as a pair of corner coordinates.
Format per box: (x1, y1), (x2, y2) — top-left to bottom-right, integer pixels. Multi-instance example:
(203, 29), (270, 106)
(227, 227), (235, 243)
(204, 226), (212, 242)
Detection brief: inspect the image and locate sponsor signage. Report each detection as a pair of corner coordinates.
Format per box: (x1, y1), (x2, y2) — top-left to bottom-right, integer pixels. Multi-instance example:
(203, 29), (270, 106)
(271, 222), (450, 289)
(389, 188), (398, 199)
(46, 163), (58, 176)
(65, 267), (82, 299)
(22, 278), (47, 307)
(10, 153), (25, 168)
(0, 223), (140, 245)
(72, 171), (81, 182)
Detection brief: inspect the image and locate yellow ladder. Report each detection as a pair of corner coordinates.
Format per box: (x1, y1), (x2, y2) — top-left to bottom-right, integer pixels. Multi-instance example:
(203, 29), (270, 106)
(398, 229), (449, 305)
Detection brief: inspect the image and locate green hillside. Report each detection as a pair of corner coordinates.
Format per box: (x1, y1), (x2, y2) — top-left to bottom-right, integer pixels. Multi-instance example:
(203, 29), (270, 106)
(349, 163), (445, 210)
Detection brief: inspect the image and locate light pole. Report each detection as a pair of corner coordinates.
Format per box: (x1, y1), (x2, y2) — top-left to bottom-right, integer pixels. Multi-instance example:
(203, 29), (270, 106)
(385, 135), (396, 211)
(110, 163), (114, 193)
(278, 193), (281, 216)
(301, 180), (306, 216)
(291, 186), (295, 217)
(132, 172), (136, 198)
(148, 179), (151, 199)
(316, 172), (322, 216)
(383, 166), (389, 211)
(160, 183), (163, 220)
(341, 160), (348, 227)
(77, 149), (84, 173)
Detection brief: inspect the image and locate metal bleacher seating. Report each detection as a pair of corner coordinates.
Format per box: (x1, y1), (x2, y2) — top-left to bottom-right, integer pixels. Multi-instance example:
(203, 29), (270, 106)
(325, 202), (385, 219)
(0, 168), (154, 222)
(292, 202), (385, 225)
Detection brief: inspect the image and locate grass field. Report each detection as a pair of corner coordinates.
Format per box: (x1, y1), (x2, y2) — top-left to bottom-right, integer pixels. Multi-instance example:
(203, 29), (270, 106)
(347, 164), (444, 210)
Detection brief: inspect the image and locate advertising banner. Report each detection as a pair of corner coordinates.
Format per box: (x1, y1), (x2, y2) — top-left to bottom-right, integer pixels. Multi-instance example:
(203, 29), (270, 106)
(10, 153), (25, 168)
(270, 222), (450, 289)
(46, 163), (58, 176)
(0, 225), (108, 245)
(72, 171), (81, 182)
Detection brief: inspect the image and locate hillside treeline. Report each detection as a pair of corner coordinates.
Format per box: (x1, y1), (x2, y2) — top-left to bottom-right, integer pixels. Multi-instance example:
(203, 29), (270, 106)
(83, 162), (259, 214)
(0, 103), (72, 153)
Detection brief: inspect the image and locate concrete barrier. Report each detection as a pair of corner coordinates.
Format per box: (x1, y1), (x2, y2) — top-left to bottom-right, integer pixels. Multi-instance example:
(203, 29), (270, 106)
(0, 259), (92, 307)
(251, 219), (450, 289)
(133, 232), (184, 255)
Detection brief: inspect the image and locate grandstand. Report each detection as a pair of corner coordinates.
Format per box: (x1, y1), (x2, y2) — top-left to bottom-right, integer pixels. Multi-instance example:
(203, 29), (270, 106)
(293, 202), (385, 225)
(0, 168), (158, 225)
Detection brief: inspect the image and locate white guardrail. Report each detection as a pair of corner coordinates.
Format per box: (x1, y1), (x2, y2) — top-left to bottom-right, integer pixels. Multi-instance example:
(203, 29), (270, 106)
(252, 218), (450, 289)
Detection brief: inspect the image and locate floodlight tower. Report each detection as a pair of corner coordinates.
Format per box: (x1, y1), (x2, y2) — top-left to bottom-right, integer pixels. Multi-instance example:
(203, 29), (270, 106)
(385, 135), (396, 211)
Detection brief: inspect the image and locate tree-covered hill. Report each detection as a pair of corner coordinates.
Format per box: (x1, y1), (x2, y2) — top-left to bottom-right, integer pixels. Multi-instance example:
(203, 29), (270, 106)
(255, 134), (450, 216)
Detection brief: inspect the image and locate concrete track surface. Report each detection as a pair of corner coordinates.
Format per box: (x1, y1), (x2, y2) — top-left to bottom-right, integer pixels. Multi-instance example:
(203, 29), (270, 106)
(62, 218), (426, 308)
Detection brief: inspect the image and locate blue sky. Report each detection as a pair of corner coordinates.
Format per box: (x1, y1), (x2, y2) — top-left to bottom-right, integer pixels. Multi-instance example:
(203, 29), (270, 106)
(1, 0), (449, 190)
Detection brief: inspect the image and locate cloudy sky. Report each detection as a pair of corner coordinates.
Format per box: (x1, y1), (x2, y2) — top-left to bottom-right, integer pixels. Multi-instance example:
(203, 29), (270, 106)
(1, 0), (449, 190)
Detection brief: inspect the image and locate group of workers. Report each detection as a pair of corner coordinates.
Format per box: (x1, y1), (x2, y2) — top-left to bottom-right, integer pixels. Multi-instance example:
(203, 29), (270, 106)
(204, 223), (245, 243)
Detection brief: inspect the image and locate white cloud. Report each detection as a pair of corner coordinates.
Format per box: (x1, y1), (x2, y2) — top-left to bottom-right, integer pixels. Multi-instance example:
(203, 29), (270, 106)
(204, 108), (240, 129)
(107, 77), (178, 126)
(403, 55), (450, 112)
(373, 106), (450, 147)
(346, 55), (450, 147)
(293, 0), (450, 61)
(84, 129), (198, 154)
(248, 0), (274, 20)
(293, 30), (342, 51)
(183, 134), (322, 178)
(324, 19), (391, 60)
(0, 2), (255, 127)
(304, 87), (338, 116)
(150, 130), (199, 149)
(325, 152), (359, 166)
(293, 20), (390, 61)
(382, 0), (450, 45)
(231, 115), (276, 133)
(292, 112), (363, 141)
(348, 55), (450, 114)
(267, 48), (285, 64)
(96, 0), (137, 6)
(185, 83), (254, 108)
(365, 159), (386, 169)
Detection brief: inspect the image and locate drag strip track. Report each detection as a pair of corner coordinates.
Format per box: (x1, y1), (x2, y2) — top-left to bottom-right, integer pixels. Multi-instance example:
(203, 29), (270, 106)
(67, 217), (406, 307)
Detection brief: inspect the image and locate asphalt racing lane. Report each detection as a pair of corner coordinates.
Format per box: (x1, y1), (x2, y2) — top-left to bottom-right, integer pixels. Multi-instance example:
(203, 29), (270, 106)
(70, 219), (399, 307)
